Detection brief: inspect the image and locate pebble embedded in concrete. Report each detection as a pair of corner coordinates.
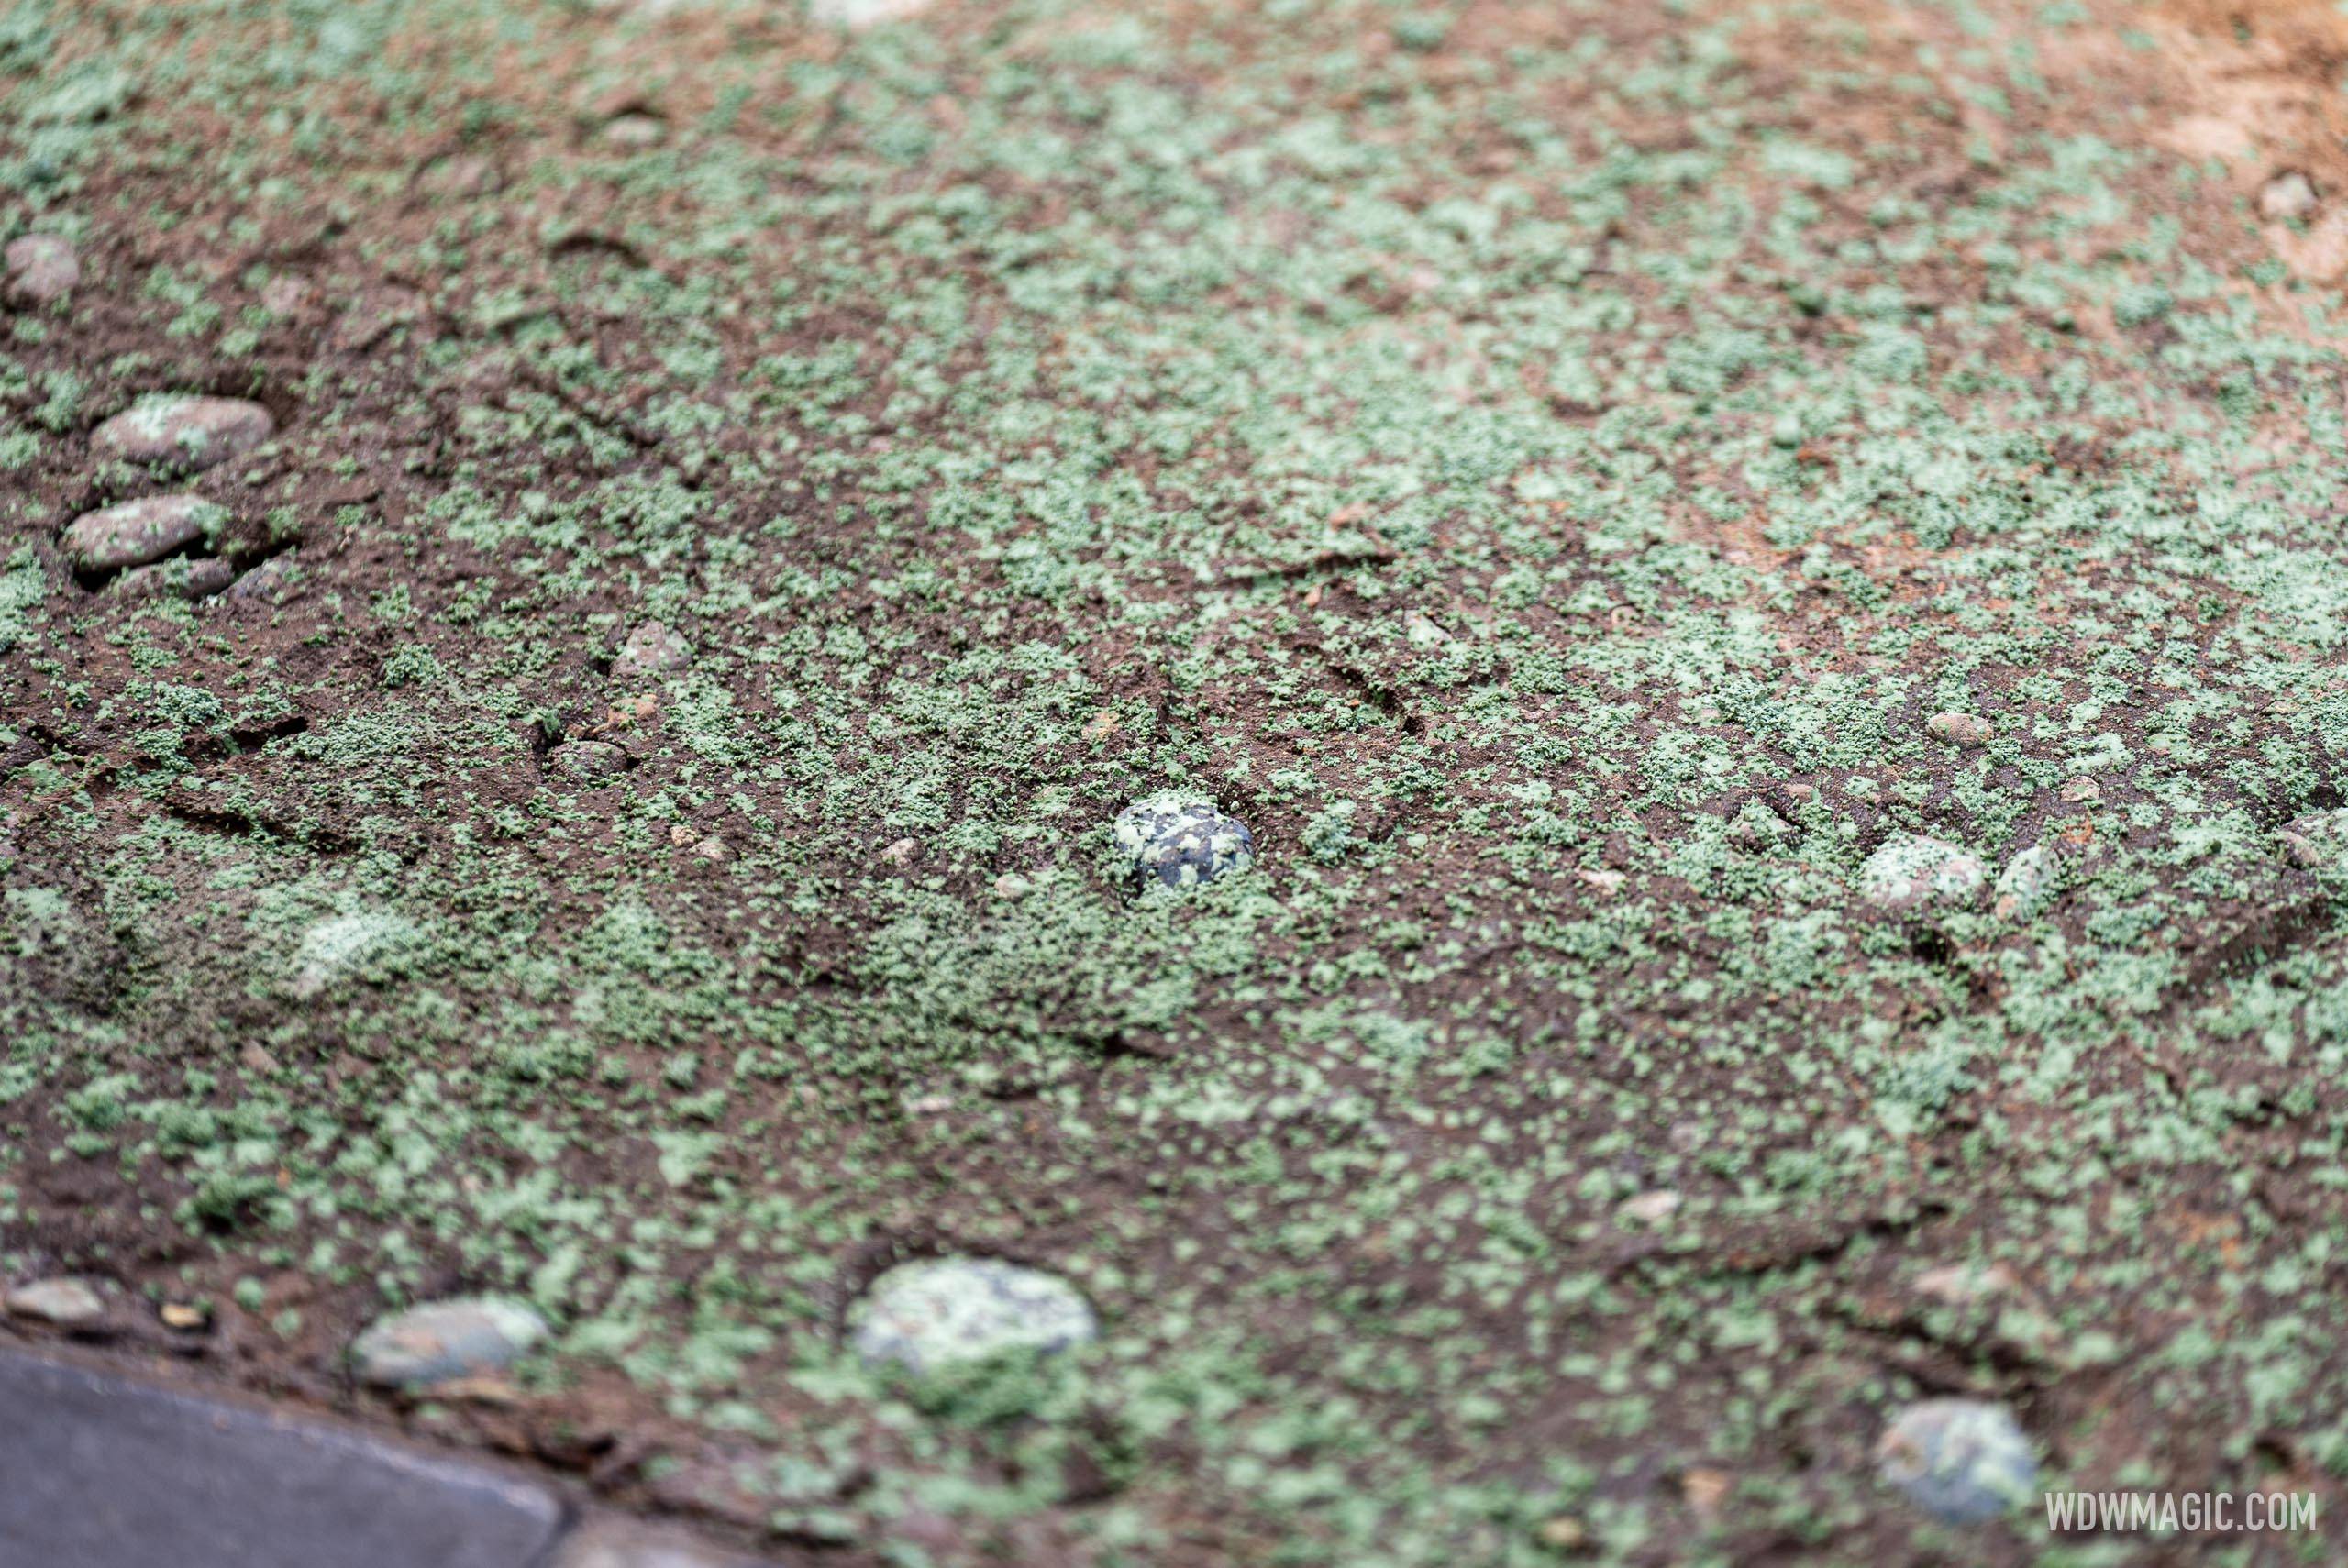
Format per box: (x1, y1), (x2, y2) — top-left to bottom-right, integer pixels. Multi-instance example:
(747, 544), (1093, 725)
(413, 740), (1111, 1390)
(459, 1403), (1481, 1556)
(612, 621), (691, 680)
(852, 1256), (1098, 1376)
(1113, 793), (1256, 890)
(91, 395), (276, 474)
(1858, 834), (1985, 912)
(61, 494), (226, 573)
(4, 233), (79, 305)
(1875, 1398), (2037, 1524)
(6, 1277), (106, 1328)
(351, 1297), (549, 1389)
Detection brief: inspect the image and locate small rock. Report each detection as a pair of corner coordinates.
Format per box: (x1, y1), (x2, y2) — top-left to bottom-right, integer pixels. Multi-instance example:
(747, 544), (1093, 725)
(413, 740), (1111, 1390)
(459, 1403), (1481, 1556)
(225, 551), (300, 603)
(4, 233), (80, 305)
(1534, 1516), (1588, 1551)
(992, 871), (1031, 900)
(1728, 801), (1791, 848)
(810, 0), (930, 27)
(420, 155), (502, 199)
(289, 911), (422, 999)
(159, 1302), (207, 1331)
(112, 556), (236, 601)
(612, 621), (691, 680)
(351, 1297), (548, 1389)
(1620, 1189), (1682, 1224)
(548, 740), (627, 784)
(61, 494), (227, 573)
(1925, 712), (1991, 748)
(91, 395), (276, 475)
(692, 835), (728, 862)
(1992, 845), (2055, 919)
(2260, 171), (2318, 223)
(6, 1277), (105, 1328)
(604, 114), (667, 149)
(1681, 1467), (1731, 1516)
(1876, 1398), (2037, 1524)
(1858, 834), (1985, 912)
(853, 1256), (1097, 1376)
(554, 1522), (753, 1568)
(2057, 776), (2100, 803)
(2279, 809), (2348, 870)
(1113, 793), (1257, 890)
(1912, 1262), (2018, 1309)
(260, 275), (317, 318)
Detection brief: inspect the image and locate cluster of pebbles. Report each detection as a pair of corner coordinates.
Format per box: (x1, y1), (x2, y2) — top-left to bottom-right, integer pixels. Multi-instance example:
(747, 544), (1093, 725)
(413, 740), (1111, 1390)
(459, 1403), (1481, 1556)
(61, 393), (288, 601)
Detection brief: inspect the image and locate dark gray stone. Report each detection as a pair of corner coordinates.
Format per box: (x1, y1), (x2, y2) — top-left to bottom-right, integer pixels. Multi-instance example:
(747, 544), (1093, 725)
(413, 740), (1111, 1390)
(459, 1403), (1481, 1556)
(0, 1346), (565, 1568)
(1113, 793), (1256, 890)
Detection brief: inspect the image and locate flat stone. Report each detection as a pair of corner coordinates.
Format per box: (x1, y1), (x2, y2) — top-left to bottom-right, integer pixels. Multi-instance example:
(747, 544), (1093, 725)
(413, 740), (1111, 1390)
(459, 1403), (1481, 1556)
(1992, 845), (2054, 918)
(352, 1297), (548, 1389)
(612, 621), (691, 680)
(5, 233), (80, 305)
(6, 1277), (106, 1328)
(0, 1346), (562, 1568)
(1858, 834), (1985, 912)
(62, 494), (226, 573)
(91, 395), (276, 475)
(548, 740), (627, 784)
(603, 114), (667, 149)
(1875, 1397), (2037, 1524)
(2260, 171), (2318, 223)
(852, 1256), (1097, 1376)
(112, 556), (236, 601)
(1113, 793), (1256, 890)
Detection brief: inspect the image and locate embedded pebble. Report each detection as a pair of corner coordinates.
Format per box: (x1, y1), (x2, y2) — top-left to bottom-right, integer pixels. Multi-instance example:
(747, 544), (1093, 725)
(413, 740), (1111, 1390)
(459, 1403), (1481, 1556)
(1925, 712), (1990, 748)
(6, 1276), (105, 1328)
(2279, 809), (2348, 870)
(852, 1256), (1098, 1375)
(289, 910), (422, 999)
(112, 557), (236, 602)
(548, 740), (628, 784)
(811, 0), (930, 26)
(352, 1297), (548, 1388)
(226, 550), (300, 603)
(5, 233), (79, 305)
(2058, 776), (2100, 803)
(604, 114), (667, 149)
(992, 871), (1031, 900)
(1858, 834), (1985, 912)
(1992, 845), (2054, 919)
(1619, 1189), (1682, 1224)
(613, 621), (691, 679)
(1113, 793), (1256, 890)
(2260, 171), (2318, 223)
(1912, 1262), (2019, 1309)
(1875, 1398), (2037, 1524)
(61, 494), (226, 573)
(91, 395), (276, 474)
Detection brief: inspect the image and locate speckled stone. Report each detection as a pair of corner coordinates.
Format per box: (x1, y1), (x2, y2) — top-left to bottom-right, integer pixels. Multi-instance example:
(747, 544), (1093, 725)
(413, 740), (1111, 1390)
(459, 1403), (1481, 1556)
(810, 0), (929, 27)
(1858, 834), (1985, 912)
(61, 494), (226, 572)
(1875, 1398), (2037, 1524)
(112, 556), (236, 601)
(613, 621), (691, 680)
(226, 550), (300, 603)
(2261, 171), (2318, 223)
(2279, 809), (2348, 870)
(290, 911), (422, 999)
(4, 234), (79, 305)
(1113, 793), (1256, 890)
(852, 1256), (1097, 1376)
(1924, 712), (1990, 748)
(6, 1277), (106, 1328)
(1993, 845), (2055, 918)
(548, 740), (628, 784)
(92, 395), (276, 474)
(352, 1297), (548, 1389)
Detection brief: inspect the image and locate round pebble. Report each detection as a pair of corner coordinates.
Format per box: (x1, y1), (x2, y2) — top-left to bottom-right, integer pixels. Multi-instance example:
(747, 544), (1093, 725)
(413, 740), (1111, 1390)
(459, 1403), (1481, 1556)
(92, 395), (275, 475)
(289, 911), (422, 999)
(548, 740), (628, 784)
(2260, 171), (2318, 223)
(352, 1296), (548, 1388)
(1875, 1398), (2037, 1524)
(852, 1256), (1098, 1376)
(811, 0), (931, 27)
(4, 233), (79, 305)
(613, 621), (691, 680)
(226, 550), (300, 603)
(1858, 834), (1985, 912)
(61, 494), (226, 573)
(6, 1276), (105, 1328)
(1924, 711), (1990, 748)
(1113, 793), (1256, 890)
